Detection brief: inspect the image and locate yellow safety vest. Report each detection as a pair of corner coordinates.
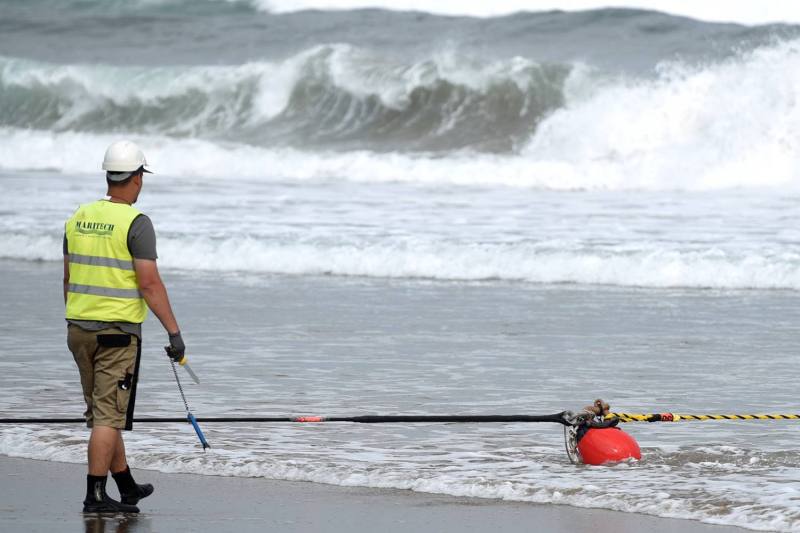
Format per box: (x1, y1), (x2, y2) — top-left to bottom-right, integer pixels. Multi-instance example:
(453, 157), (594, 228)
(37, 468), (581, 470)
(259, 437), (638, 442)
(65, 200), (148, 323)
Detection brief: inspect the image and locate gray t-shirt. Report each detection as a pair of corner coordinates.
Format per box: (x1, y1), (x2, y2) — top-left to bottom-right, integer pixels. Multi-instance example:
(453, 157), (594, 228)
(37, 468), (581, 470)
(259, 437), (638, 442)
(64, 213), (158, 338)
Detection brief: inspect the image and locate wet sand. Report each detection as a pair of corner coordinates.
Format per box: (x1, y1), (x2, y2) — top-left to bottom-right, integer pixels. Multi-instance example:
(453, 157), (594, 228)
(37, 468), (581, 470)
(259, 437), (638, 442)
(0, 455), (747, 533)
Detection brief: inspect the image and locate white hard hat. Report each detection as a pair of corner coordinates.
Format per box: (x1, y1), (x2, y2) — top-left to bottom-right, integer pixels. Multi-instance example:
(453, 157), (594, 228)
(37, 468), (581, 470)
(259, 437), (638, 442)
(102, 140), (152, 178)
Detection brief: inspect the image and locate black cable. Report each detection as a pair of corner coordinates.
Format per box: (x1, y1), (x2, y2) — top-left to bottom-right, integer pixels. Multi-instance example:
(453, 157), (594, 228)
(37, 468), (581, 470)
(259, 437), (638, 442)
(0, 413), (568, 425)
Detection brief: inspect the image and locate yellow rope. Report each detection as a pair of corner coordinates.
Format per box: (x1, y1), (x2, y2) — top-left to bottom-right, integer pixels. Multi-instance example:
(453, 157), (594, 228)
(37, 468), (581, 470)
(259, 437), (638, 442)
(608, 412), (800, 422)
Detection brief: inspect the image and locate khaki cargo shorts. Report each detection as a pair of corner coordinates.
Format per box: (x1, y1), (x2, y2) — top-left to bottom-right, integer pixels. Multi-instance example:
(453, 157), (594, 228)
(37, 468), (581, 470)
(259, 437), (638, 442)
(68, 324), (142, 430)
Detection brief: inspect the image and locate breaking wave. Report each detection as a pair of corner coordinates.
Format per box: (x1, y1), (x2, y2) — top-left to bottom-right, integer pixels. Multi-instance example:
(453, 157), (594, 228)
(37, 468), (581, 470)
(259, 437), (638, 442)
(3, 36), (800, 191)
(0, 46), (571, 153)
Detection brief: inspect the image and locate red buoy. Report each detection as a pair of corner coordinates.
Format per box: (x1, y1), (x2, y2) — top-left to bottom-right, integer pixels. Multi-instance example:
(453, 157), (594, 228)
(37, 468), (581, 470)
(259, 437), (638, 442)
(577, 427), (641, 465)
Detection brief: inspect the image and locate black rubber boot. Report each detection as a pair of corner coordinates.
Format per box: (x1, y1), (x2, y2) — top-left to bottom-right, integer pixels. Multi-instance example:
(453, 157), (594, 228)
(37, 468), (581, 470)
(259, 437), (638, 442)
(112, 466), (154, 505)
(119, 482), (154, 505)
(83, 475), (140, 514)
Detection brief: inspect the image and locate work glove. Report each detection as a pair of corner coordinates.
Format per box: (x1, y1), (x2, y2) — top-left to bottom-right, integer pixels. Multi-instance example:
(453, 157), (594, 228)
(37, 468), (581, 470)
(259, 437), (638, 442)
(164, 331), (186, 363)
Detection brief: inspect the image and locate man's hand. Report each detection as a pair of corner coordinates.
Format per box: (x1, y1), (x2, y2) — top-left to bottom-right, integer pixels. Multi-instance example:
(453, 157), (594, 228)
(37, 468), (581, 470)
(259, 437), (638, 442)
(165, 331), (185, 362)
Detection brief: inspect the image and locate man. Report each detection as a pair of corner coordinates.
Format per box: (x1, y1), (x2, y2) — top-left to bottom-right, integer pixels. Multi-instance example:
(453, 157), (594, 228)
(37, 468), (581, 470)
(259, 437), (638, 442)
(63, 140), (186, 513)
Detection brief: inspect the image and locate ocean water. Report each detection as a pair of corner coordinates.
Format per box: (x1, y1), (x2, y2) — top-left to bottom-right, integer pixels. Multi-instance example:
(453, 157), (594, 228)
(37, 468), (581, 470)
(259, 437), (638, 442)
(2, 1), (800, 530)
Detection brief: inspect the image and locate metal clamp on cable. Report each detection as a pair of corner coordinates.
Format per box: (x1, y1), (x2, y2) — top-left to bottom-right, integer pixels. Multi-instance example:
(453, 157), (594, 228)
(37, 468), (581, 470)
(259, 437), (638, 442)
(561, 410), (595, 426)
(586, 416), (620, 429)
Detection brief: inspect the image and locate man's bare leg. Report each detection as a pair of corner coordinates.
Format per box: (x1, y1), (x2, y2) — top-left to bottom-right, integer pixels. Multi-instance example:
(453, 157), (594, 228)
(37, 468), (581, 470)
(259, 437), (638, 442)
(110, 431), (128, 474)
(87, 426), (119, 476)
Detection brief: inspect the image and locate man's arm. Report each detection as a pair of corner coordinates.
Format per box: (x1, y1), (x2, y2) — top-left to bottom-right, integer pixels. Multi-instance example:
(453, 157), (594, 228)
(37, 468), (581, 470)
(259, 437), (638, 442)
(134, 259), (180, 334)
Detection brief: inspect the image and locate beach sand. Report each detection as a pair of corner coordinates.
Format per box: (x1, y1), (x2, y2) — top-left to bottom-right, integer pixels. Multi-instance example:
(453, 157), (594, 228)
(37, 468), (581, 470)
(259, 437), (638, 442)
(0, 455), (747, 533)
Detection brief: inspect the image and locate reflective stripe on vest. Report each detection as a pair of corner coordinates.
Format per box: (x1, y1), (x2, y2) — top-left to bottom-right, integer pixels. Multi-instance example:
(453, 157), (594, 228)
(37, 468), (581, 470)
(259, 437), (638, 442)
(65, 200), (148, 324)
(67, 253), (135, 271)
(67, 283), (142, 299)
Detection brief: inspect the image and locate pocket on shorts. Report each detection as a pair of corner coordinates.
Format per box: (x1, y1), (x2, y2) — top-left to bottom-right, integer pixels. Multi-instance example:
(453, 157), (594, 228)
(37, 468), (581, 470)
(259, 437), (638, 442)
(116, 372), (133, 412)
(98, 334), (131, 348)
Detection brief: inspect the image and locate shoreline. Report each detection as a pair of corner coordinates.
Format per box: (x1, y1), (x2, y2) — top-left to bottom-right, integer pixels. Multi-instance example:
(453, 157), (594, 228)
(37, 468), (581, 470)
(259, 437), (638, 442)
(0, 455), (747, 533)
